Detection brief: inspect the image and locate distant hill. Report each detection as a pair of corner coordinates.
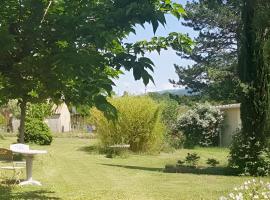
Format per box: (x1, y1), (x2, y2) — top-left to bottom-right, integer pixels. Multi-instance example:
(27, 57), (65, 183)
(156, 88), (190, 96)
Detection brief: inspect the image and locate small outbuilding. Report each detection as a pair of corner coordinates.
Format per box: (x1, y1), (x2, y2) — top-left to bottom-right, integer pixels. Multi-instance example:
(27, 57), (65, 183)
(45, 103), (71, 133)
(216, 104), (241, 147)
(11, 103), (71, 133)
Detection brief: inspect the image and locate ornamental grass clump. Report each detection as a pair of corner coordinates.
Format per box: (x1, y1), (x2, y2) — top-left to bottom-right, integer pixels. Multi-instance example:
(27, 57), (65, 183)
(220, 179), (270, 200)
(90, 96), (165, 153)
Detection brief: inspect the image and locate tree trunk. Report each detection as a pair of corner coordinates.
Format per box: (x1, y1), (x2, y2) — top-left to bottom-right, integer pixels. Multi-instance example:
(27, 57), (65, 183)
(18, 100), (27, 143)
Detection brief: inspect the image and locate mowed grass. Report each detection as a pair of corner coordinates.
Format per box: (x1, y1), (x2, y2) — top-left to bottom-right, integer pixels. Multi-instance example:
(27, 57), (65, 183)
(0, 137), (267, 200)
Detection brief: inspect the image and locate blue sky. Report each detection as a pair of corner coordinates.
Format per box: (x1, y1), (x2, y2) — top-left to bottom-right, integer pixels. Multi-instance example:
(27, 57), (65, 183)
(113, 1), (198, 95)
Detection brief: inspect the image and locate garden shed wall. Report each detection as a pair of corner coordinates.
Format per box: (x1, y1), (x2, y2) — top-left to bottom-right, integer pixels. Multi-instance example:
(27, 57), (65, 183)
(216, 104), (241, 147)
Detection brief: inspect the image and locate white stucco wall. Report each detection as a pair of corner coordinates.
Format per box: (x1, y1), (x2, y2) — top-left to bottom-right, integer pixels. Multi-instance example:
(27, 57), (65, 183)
(58, 103), (71, 132)
(46, 103), (71, 133)
(45, 116), (61, 133)
(12, 118), (20, 133)
(219, 105), (241, 147)
(11, 103), (71, 133)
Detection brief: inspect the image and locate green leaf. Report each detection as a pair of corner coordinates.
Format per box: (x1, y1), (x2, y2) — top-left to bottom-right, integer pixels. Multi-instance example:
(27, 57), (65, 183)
(133, 65), (142, 80)
(151, 20), (159, 34)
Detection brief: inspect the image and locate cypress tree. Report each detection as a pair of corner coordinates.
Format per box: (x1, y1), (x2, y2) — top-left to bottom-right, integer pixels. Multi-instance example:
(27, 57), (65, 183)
(229, 0), (270, 175)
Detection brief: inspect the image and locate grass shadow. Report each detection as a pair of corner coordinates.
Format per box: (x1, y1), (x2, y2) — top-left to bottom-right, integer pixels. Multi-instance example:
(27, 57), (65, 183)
(100, 163), (163, 172)
(164, 165), (238, 176)
(77, 145), (100, 154)
(0, 185), (61, 200)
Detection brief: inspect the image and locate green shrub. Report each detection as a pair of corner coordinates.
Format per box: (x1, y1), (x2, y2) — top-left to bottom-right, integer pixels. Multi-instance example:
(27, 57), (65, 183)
(148, 93), (189, 150)
(206, 158), (220, 167)
(161, 102), (188, 149)
(165, 133), (186, 149)
(16, 103), (53, 145)
(176, 153), (200, 168)
(27, 103), (53, 120)
(24, 118), (53, 145)
(176, 103), (223, 148)
(161, 100), (179, 133)
(185, 153), (200, 167)
(177, 160), (185, 165)
(90, 96), (165, 153)
(228, 131), (270, 176)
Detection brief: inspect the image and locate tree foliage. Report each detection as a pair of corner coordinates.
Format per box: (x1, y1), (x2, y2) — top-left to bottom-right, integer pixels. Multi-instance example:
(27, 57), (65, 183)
(176, 103), (223, 148)
(229, 0), (270, 175)
(0, 0), (191, 142)
(170, 0), (241, 103)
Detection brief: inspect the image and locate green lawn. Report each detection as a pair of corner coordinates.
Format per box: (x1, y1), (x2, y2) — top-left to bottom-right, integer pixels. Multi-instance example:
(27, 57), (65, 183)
(0, 137), (266, 200)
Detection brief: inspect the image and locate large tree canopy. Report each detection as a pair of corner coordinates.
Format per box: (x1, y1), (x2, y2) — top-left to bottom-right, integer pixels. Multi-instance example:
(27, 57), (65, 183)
(0, 0), (192, 142)
(170, 0), (241, 102)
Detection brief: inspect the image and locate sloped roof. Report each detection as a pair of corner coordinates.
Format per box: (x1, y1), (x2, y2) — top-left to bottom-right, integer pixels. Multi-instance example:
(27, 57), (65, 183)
(216, 103), (240, 110)
(52, 103), (69, 115)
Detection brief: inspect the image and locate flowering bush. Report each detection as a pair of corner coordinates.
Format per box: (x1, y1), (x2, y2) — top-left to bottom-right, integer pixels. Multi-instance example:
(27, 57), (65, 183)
(176, 103), (223, 148)
(229, 130), (270, 176)
(220, 179), (270, 200)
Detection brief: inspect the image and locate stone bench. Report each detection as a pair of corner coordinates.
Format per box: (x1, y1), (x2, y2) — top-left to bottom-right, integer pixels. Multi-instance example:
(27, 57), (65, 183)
(107, 144), (130, 158)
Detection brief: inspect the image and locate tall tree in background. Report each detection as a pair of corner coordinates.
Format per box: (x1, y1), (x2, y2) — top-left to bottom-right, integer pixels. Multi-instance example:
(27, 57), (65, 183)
(229, 0), (270, 175)
(169, 0), (270, 175)
(170, 0), (241, 103)
(0, 0), (191, 143)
